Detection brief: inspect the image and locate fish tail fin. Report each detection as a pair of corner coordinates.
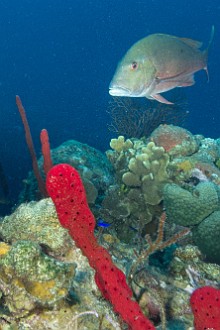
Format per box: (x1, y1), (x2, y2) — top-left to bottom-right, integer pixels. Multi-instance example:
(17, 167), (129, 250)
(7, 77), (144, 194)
(203, 25), (215, 82)
(208, 25), (215, 48)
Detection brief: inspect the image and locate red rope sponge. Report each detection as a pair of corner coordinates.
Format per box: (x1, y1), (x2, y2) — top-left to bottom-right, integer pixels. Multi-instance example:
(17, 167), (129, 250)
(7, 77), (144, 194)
(46, 163), (155, 330)
(190, 286), (220, 330)
(40, 129), (53, 175)
(16, 95), (46, 197)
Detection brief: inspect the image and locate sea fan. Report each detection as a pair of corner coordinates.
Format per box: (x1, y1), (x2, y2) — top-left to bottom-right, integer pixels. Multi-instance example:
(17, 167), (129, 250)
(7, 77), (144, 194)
(107, 92), (189, 139)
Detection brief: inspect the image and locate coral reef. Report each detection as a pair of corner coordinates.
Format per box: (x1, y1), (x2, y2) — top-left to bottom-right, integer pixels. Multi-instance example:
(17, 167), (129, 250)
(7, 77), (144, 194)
(0, 238), (122, 329)
(122, 141), (170, 205)
(106, 125), (204, 211)
(3, 124), (220, 329)
(108, 95), (188, 139)
(107, 137), (173, 206)
(163, 181), (219, 226)
(105, 127), (199, 239)
(167, 244), (220, 327)
(170, 245), (220, 288)
(163, 181), (220, 263)
(192, 210), (220, 263)
(104, 125), (220, 265)
(0, 198), (73, 256)
(150, 124), (199, 156)
(0, 240), (75, 316)
(19, 139), (115, 205)
(105, 135), (179, 242)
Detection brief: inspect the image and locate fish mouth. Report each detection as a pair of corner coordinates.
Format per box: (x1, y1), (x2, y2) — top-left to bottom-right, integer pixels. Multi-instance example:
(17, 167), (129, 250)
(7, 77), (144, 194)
(109, 84), (131, 96)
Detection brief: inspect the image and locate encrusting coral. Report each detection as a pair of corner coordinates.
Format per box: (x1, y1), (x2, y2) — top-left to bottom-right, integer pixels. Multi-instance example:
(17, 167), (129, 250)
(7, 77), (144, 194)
(0, 240), (75, 316)
(150, 124), (199, 156)
(0, 198), (73, 256)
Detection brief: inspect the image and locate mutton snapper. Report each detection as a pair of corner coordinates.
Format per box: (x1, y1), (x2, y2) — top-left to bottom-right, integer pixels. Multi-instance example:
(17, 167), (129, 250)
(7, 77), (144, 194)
(109, 27), (214, 104)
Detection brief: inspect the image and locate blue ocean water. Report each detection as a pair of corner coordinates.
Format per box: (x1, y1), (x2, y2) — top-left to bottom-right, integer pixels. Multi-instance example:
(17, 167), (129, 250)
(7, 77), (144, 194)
(0, 0), (219, 203)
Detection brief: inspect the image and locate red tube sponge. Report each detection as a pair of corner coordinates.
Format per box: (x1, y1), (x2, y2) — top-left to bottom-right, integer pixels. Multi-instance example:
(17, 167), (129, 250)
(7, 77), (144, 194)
(40, 129), (53, 176)
(46, 163), (155, 330)
(190, 286), (220, 330)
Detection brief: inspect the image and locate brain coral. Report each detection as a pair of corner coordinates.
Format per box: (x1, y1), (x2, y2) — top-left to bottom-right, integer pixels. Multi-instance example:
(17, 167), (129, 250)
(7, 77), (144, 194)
(163, 182), (219, 226)
(192, 210), (220, 263)
(0, 198), (72, 256)
(19, 139), (115, 204)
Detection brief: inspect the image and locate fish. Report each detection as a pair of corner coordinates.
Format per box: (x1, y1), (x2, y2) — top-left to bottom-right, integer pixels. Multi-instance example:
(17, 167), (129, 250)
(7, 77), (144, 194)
(97, 218), (112, 228)
(109, 27), (214, 104)
(96, 217), (139, 233)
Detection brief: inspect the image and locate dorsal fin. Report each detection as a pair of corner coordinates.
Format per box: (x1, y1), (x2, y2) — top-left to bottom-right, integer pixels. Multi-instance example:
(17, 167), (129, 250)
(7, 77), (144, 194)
(180, 37), (203, 49)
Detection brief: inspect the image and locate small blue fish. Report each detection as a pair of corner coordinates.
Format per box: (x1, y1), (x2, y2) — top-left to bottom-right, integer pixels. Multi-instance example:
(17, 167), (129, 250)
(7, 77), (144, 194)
(129, 225), (138, 232)
(97, 218), (112, 228)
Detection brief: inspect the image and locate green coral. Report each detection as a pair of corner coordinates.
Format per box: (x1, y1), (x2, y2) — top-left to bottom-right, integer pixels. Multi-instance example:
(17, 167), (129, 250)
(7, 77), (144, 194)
(192, 210), (220, 263)
(0, 240), (75, 316)
(0, 199), (72, 256)
(163, 182), (219, 226)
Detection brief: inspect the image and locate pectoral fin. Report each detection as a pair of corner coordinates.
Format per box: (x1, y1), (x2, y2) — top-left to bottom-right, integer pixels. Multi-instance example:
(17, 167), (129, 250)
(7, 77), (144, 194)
(150, 93), (174, 105)
(178, 74), (195, 87)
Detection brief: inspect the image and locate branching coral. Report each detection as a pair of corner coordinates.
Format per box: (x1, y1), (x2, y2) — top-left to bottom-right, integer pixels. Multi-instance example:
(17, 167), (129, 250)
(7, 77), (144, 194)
(108, 138), (171, 205)
(128, 213), (189, 284)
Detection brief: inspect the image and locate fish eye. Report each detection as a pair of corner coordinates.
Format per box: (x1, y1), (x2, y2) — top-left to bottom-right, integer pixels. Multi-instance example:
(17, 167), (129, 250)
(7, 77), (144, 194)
(131, 61), (138, 70)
